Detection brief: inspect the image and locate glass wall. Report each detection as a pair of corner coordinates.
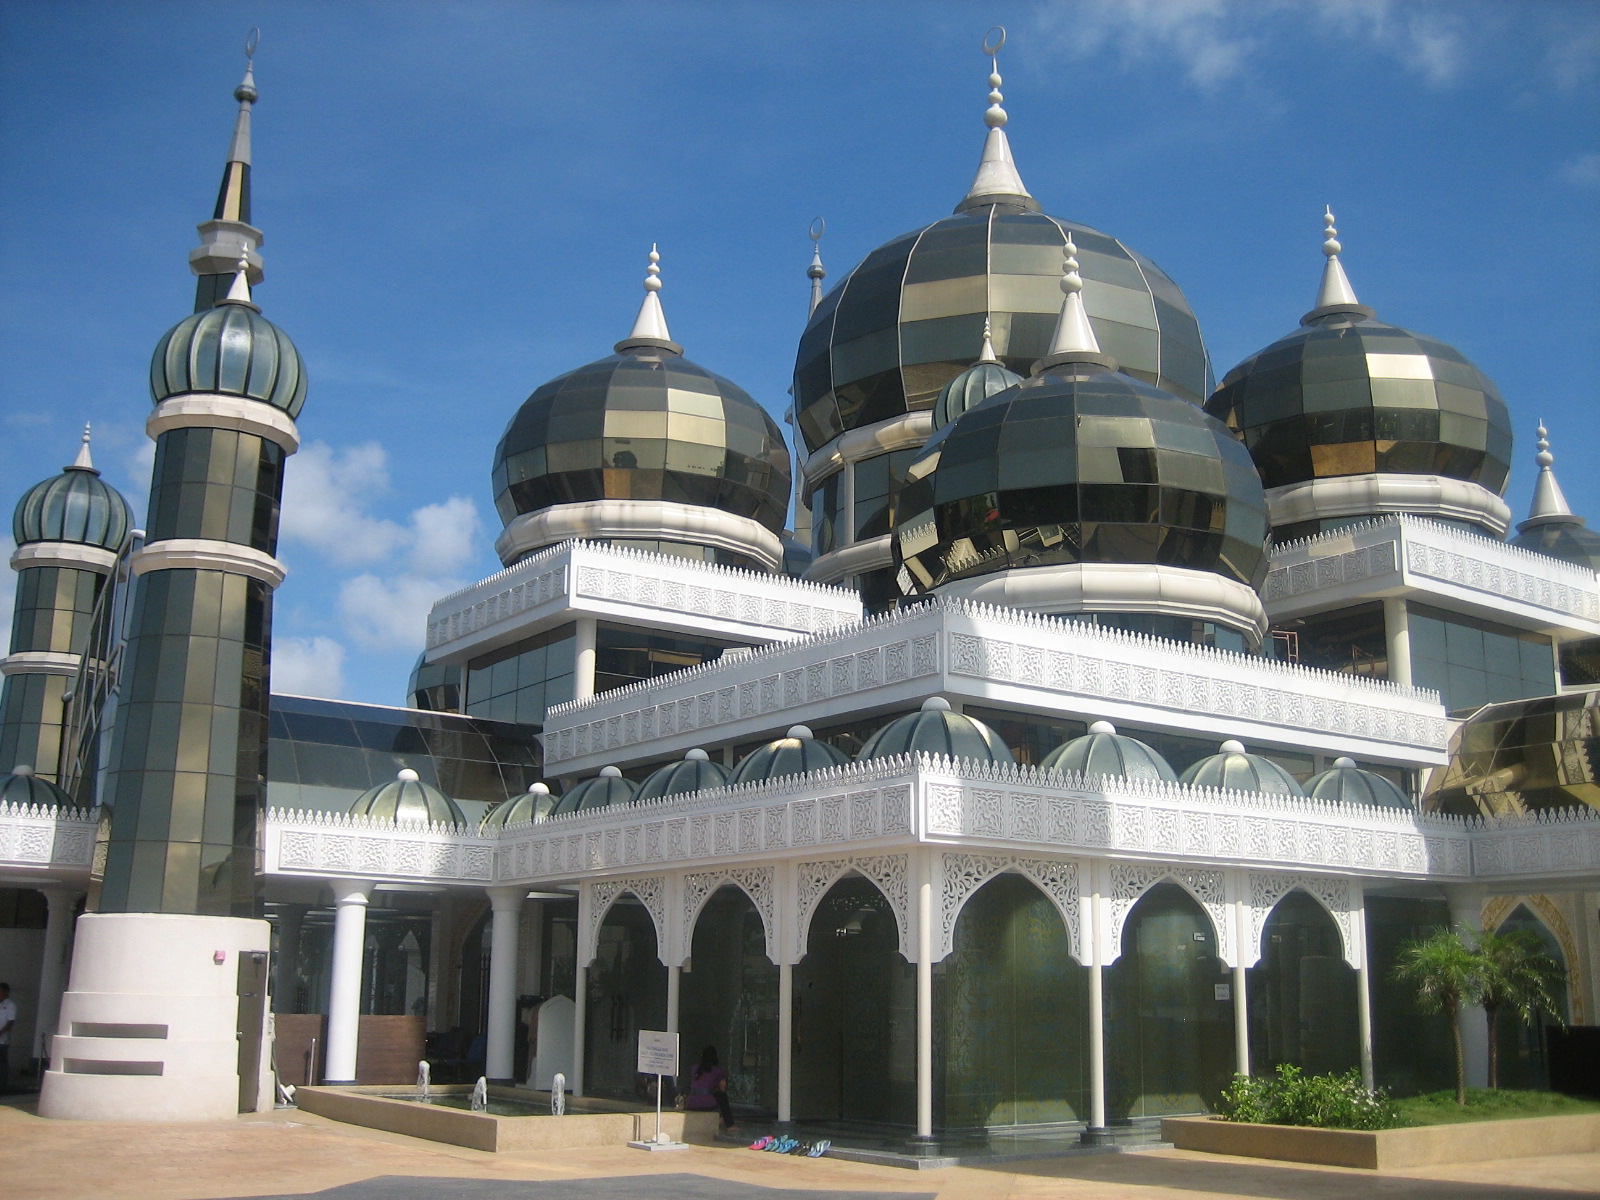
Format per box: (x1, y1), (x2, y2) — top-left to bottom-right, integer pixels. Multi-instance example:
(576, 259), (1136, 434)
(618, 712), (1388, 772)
(1247, 891), (1358, 1077)
(1365, 895), (1455, 1095)
(1493, 905), (1567, 1091)
(1289, 602), (1389, 678)
(1407, 602), (1554, 713)
(852, 567), (902, 617)
(1105, 882), (1234, 1118)
(594, 623), (743, 694)
(465, 624), (576, 726)
(585, 895), (666, 1101)
(810, 471), (844, 557)
(1066, 613), (1248, 655)
(679, 886), (778, 1114)
(792, 874), (915, 1126)
(936, 873), (1087, 1129)
(854, 449), (918, 541)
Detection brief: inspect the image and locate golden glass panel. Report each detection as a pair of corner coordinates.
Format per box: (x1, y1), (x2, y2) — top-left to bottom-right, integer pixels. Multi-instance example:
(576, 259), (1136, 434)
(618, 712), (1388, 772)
(1310, 441), (1377, 475)
(664, 386), (724, 417)
(988, 272), (1063, 314)
(1083, 279), (1158, 327)
(602, 410), (668, 438)
(900, 275), (988, 323)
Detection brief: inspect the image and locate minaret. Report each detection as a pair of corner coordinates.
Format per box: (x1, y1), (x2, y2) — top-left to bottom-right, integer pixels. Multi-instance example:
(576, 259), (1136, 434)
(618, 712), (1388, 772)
(0, 427), (132, 783)
(955, 27), (1037, 214)
(97, 197), (306, 911)
(189, 30), (265, 312)
(807, 217), (827, 317)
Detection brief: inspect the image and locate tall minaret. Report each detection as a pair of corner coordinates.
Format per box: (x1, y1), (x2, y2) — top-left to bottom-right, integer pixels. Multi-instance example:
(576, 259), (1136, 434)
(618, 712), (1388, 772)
(0, 428), (132, 783)
(189, 31), (264, 311)
(95, 55), (306, 916)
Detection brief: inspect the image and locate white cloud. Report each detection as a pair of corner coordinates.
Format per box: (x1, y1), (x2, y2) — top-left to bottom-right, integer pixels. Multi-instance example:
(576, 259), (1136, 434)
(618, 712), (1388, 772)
(1559, 152), (1600, 188)
(272, 635), (348, 698)
(280, 440), (408, 566)
(338, 572), (467, 652)
(406, 495), (479, 577)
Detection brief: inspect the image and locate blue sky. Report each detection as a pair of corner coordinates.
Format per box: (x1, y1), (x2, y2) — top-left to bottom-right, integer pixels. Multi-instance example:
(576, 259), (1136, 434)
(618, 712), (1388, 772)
(1, 1), (1596, 706)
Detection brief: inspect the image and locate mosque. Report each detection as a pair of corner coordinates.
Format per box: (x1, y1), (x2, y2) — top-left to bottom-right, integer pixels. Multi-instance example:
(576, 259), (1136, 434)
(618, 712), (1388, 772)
(0, 30), (1596, 1147)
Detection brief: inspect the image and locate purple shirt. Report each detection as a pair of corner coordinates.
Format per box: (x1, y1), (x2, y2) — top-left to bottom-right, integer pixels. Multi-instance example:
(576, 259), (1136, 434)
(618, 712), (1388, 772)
(685, 1064), (726, 1109)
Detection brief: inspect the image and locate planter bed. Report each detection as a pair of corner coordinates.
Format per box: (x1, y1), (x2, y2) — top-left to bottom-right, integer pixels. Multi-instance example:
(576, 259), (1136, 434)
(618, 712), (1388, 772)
(1161, 1112), (1600, 1170)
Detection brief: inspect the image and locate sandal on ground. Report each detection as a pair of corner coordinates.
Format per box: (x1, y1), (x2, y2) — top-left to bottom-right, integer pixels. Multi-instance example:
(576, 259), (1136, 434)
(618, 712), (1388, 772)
(747, 1135), (772, 1150)
(809, 1139), (831, 1157)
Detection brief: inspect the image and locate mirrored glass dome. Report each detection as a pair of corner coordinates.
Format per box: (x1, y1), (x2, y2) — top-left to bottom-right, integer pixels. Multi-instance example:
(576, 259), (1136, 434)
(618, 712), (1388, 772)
(14, 462), (132, 551)
(1180, 741), (1304, 796)
(635, 749), (729, 802)
(793, 208), (1211, 453)
(858, 697), (1013, 764)
(1304, 757), (1410, 809)
(730, 725), (851, 784)
(548, 765), (637, 816)
(349, 769), (466, 825)
(150, 302), (306, 417)
(934, 359), (1022, 431)
(1041, 721), (1176, 782)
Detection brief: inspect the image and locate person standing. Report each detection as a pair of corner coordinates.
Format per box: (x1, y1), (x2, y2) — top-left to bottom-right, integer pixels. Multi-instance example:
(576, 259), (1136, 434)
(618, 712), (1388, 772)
(683, 1044), (738, 1134)
(0, 982), (15, 1093)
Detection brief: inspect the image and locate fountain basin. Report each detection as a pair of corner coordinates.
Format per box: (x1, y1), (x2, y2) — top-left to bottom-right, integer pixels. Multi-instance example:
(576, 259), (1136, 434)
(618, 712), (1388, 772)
(294, 1084), (718, 1152)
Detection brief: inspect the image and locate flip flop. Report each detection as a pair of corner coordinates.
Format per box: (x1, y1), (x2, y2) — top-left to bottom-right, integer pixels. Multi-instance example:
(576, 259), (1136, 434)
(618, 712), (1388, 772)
(809, 1139), (831, 1157)
(747, 1135), (772, 1150)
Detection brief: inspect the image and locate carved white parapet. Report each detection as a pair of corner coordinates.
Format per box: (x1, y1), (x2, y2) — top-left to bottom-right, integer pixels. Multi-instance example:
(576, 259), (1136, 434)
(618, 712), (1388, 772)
(262, 808), (495, 885)
(1266, 513), (1600, 636)
(0, 801), (97, 879)
(1469, 808), (1600, 883)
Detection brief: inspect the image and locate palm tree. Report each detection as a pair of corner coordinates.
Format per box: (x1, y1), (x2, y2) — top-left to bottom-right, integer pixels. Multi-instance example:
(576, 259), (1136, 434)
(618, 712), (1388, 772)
(1394, 927), (1482, 1105)
(1476, 926), (1566, 1089)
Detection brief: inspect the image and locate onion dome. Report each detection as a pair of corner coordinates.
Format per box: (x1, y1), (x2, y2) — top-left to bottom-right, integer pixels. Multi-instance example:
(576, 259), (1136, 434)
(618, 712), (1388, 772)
(933, 322), (1023, 431)
(1180, 740), (1305, 796)
(150, 254), (306, 417)
(858, 696), (1014, 764)
(1205, 209), (1510, 535)
(730, 724), (852, 784)
(13, 427), (133, 551)
(0, 764), (76, 808)
(1304, 757), (1411, 810)
(1041, 721), (1176, 782)
(493, 247), (792, 564)
(1510, 425), (1600, 570)
(792, 35), (1208, 455)
(549, 765), (637, 816)
(349, 768), (466, 825)
(635, 748), (730, 802)
(479, 782), (557, 831)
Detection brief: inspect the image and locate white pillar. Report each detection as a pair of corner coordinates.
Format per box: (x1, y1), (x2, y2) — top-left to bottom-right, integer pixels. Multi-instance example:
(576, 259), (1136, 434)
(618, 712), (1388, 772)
(1232, 896), (1251, 1079)
(1354, 898), (1376, 1090)
(777, 962), (793, 1123)
(1446, 887), (1489, 1088)
(324, 879), (374, 1083)
(426, 894), (452, 1032)
(1384, 596), (1412, 687)
(33, 888), (78, 1063)
(485, 886), (523, 1083)
(914, 850), (934, 1142)
(1087, 886), (1107, 1136)
(272, 904), (305, 1015)
(572, 616), (598, 702)
(665, 963), (680, 1036)
(573, 964), (587, 1097)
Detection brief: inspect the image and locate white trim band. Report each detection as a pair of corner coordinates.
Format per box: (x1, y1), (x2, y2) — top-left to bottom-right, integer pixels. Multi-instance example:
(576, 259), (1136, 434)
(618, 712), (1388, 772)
(801, 411), (933, 492)
(0, 650), (83, 678)
(1266, 474), (1510, 538)
(132, 539), (287, 588)
(10, 542), (118, 573)
(807, 534), (894, 586)
(495, 501), (783, 573)
(147, 394), (301, 455)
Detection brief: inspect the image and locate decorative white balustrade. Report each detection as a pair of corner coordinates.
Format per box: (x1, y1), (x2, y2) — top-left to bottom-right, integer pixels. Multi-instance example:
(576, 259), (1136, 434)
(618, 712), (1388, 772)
(0, 801), (97, 879)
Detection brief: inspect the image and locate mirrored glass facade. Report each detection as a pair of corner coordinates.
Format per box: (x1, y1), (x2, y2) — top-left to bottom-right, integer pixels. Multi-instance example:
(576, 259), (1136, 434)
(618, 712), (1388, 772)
(1246, 890), (1358, 1077)
(679, 886), (778, 1113)
(0, 564), (106, 779)
(854, 448), (919, 541)
(794, 206), (1211, 453)
(1206, 315), (1511, 501)
(1408, 601), (1554, 713)
(465, 624), (576, 727)
(1425, 690), (1600, 817)
(493, 349), (790, 537)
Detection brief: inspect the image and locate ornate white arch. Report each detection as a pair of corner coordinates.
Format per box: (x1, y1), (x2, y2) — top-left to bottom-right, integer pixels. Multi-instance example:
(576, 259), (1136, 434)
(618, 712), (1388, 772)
(1106, 863), (1233, 967)
(677, 866), (777, 966)
(794, 854), (909, 963)
(937, 852), (1081, 964)
(1246, 872), (1360, 969)
(583, 875), (667, 967)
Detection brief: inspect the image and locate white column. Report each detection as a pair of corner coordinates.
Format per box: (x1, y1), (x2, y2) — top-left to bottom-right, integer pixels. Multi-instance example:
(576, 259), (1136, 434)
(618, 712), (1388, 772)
(1354, 896), (1376, 1090)
(1087, 883), (1107, 1136)
(33, 888), (78, 1062)
(1446, 886), (1489, 1088)
(914, 849), (935, 1142)
(572, 616), (598, 701)
(427, 894), (452, 1032)
(665, 964), (680, 1035)
(1232, 894), (1251, 1079)
(485, 885), (523, 1083)
(272, 904), (305, 1015)
(1384, 596), (1412, 687)
(572, 965), (587, 1097)
(777, 962), (793, 1123)
(324, 879), (374, 1083)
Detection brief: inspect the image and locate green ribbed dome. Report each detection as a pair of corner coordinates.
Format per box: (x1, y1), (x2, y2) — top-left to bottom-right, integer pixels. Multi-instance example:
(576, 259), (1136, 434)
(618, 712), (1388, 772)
(549, 766), (638, 816)
(1304, 757), (1411, 810)
(480, 782), (558, 830)
(1041, 722), (1176, 782)
(150, 300), (306, 417)
(1181, 741), (1304, 795)
(858, 697), (1014, 765)
(933, 359), (1022, 431)
(730, 725), (851, 784)
(349, 769), (465, 825)
(0, 765), (76, 808)
(13, 460), (131, 551)
(635, 749), (729, 802)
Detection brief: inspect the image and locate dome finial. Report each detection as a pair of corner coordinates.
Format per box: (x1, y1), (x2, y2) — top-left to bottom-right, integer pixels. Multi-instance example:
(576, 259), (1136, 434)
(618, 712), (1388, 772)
(1525, 420), (1575, 523)
(978, 318), (999, 364)
(1032, 233), (1115, 374)
(1314, 205), (1361, 310)
(213, 30), (259, 224)
(615, 243), (682, 354)
(69, 423), (97, 473)
(956, 27), (1036, 214)
(221, 248), (257, 309)
(807, 217), (827, 317)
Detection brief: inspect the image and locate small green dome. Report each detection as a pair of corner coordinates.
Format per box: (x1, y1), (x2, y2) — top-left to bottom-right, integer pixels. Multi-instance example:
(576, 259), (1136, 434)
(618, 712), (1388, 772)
(13, 461), (132, 551)
(730, 725), (852, 784)
(349, 768), (465, 825)
(1181, 741), (1305, 795)
(635, 749), (729, 802)
(1304, 757), (1411, 810)
(549, 765), (637, 816)
(933, 359), (1022, 430)
(0, 765), (76, 808)
(858, 697), (1014, 765)
(1041, 722), (1176, 782)
(480, 782), (558, 830)
(150, 300), (306, 417)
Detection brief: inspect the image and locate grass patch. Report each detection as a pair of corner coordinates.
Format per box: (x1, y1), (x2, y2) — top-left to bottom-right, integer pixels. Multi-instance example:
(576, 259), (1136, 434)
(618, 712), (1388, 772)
(1394, 1089), (1600, 1126)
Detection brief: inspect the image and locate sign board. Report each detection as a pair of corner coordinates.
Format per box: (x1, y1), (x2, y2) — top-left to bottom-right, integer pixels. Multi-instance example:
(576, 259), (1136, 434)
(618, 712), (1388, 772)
(637, 1029), (678, 1077)
(1214, 983), (1231, 1002)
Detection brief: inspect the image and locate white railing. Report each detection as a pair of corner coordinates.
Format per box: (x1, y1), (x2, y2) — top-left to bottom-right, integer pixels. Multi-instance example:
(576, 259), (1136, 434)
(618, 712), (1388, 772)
(0, 800), (97, 876)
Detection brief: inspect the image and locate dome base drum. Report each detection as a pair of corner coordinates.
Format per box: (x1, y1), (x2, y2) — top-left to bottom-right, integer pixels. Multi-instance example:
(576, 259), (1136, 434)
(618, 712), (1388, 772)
(495, 499), (784, 572)
(1266, 473), (1511, 539)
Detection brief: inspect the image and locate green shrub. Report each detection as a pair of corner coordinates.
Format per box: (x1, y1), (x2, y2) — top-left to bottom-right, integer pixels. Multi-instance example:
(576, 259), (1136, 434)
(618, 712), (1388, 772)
(1217, 1064), (1400, 1130)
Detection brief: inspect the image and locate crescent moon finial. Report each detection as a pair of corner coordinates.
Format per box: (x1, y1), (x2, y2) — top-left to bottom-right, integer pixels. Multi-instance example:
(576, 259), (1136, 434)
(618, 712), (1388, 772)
(809, 216), (826, 243)
(983, 25), (1006, 57)
(245, 27), (260, 60)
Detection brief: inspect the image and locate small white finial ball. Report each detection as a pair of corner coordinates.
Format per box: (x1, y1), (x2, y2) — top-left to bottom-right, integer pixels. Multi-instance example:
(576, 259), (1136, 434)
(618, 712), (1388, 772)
(921, 696), (952, 713)
(529, 782), (549, 795)
(1220, 740), (1247, 755)
(12, 764), (33, 777)
(1323, 235), (1342, 257)
(1333, 757), (1357, 769)
(599, 765), (623, 778)
(397, 768), (420, 783)
(989, 71), (1002, 87)
(1537, 449), (1554, 467)
(1088, 721), (1117, 736)
(686, 747), (710, 762)
(985, 101), (1007, 129)
(787, 725), (814, 740)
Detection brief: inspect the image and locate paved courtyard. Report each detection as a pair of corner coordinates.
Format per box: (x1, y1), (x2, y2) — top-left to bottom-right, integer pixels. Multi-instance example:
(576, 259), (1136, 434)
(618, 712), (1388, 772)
(2, 1098), (1597, 1200)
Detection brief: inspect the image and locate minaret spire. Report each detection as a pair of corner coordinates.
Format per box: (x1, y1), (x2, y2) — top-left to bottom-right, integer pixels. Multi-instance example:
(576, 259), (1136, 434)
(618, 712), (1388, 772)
(69, 423), (97, 474)
(955, 27), (1038, 214)
(614, 245), (683, 355)
(213, 29), (258, 225)
(1520, 422), (1579, 530)
(1032, 234), (1117, 375)
(977, 318), (999, 364)
(807, 218), (827, 317)
(1316, 206), (1358, 309)
(189, 30), (266, 312)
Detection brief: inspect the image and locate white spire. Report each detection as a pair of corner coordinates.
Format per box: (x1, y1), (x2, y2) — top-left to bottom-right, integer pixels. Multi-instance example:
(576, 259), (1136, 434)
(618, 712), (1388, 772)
(807, 218), (827, 317)
(1527, 422), (1575, 522)
(228, 32), (259, 167)
(977, 318), (999, 364)
(1045, 235), (1102, 358)
(1315, 205), (1360, 310)
(70, 423), (95, 472)
(624, 244), (672, 344)
(223, 248), (254, 306)
(957, 27), (1034, 212)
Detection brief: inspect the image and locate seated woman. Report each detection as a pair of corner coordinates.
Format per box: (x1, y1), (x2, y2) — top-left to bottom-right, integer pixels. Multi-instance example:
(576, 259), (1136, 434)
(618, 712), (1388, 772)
(683, 1045), (738, 1134)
